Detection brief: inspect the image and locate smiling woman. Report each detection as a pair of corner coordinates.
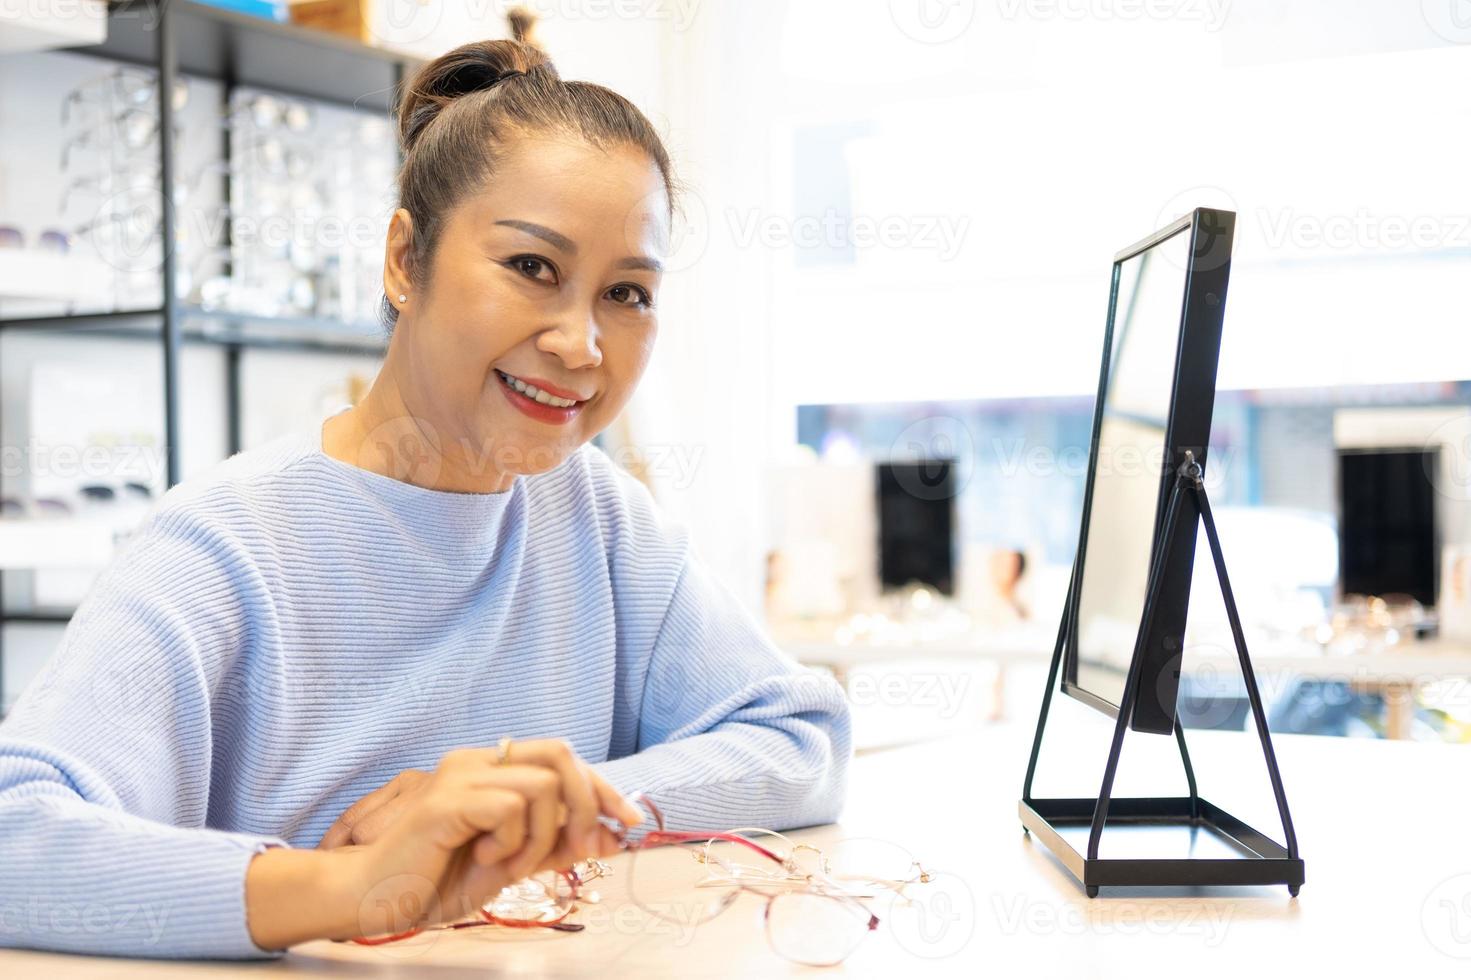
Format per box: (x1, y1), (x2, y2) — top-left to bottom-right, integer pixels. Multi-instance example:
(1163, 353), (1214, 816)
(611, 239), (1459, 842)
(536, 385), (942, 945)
(0, 13), (851, 963)
(323, 22), (679, 493)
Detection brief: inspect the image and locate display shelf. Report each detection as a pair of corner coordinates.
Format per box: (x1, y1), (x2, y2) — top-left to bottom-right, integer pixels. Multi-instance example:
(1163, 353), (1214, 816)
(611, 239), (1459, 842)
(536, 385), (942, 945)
(66, 0), (422, 112)
(0, 305), (387, 355)
(0, 610), (75, 624)
(1, 0), (411, 712)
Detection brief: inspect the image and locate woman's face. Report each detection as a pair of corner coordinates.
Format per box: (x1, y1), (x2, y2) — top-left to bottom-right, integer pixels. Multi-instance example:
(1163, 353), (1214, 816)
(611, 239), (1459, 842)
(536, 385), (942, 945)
(387, 134), (669, 482)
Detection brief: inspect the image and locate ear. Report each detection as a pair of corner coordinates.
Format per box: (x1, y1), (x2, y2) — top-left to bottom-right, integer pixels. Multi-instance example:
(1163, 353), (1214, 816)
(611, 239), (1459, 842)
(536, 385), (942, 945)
(383, 207), (415, 312)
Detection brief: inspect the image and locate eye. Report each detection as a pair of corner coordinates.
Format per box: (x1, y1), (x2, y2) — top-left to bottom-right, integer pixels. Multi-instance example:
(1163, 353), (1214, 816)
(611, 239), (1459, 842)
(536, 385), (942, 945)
(606, 283), (653, 309)
(507, 255), (558, 284)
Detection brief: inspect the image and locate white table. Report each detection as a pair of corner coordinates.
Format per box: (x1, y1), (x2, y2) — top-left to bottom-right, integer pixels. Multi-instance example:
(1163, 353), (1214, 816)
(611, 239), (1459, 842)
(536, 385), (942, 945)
(1, 717), (1467, 976)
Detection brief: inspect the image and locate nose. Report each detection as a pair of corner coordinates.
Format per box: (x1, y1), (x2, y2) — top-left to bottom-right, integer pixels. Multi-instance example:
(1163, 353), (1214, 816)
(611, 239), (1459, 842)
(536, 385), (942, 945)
(536, 308), (603, 370)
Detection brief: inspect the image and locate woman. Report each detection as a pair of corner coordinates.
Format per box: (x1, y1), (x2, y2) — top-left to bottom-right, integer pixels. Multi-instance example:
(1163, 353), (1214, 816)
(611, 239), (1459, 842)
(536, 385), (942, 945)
(0, 35), (850, 958)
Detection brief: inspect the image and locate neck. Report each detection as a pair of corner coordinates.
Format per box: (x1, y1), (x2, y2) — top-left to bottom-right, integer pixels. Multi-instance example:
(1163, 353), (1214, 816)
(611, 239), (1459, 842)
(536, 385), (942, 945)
(322, 346), (516, 495)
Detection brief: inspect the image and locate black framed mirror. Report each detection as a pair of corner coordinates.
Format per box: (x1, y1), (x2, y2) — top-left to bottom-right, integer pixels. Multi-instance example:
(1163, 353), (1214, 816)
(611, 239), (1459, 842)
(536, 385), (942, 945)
(1061, 207), (1236, 734)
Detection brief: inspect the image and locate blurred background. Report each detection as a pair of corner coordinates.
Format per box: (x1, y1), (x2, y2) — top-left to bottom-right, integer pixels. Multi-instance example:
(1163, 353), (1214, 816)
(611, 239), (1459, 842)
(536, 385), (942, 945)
(2, 0), (1469, 750)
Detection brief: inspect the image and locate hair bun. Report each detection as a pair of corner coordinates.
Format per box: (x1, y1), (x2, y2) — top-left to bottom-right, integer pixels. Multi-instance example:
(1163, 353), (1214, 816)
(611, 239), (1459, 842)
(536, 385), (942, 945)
(396, 29), (556, 154)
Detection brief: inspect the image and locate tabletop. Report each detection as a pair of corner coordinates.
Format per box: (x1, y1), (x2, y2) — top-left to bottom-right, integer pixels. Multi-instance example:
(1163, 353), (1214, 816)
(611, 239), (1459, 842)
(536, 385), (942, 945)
(2, 710), (1469, 977)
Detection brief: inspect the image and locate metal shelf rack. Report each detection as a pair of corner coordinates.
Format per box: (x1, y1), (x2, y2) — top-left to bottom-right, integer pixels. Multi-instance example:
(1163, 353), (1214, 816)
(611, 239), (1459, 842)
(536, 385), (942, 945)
(0, 0), (422, 704)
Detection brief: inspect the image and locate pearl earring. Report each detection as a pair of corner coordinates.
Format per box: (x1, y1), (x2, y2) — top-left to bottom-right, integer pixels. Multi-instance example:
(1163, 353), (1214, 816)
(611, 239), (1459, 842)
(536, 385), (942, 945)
(397, 293), (407, 303)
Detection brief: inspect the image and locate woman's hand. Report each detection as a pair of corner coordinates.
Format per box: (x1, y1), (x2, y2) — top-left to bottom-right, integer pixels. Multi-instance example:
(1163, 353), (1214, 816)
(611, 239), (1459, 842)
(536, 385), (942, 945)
(318, 739), (638, 880)
(247, 741), (641, 949)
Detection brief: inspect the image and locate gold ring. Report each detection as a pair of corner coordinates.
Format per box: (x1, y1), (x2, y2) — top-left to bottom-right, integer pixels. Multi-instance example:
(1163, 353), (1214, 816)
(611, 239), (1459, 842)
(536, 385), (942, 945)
(496, 735), (513, 765)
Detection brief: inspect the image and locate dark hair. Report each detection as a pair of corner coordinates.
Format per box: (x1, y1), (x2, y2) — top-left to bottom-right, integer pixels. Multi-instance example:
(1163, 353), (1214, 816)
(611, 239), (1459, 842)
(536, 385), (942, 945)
(381, 10), (679, 335)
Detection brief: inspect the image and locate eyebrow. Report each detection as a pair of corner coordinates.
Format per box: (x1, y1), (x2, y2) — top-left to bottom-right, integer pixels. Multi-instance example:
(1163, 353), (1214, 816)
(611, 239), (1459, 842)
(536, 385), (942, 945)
(494, 218), (663, 275)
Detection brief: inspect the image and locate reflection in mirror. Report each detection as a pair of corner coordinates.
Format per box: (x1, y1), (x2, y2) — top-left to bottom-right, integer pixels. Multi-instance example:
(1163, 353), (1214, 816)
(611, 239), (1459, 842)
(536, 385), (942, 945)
(1072, 229), (1190, 706)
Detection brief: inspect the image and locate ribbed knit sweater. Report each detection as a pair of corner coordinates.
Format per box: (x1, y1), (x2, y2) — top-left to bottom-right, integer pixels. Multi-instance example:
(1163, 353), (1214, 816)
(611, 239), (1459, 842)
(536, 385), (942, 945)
(0, 422), (851, 959)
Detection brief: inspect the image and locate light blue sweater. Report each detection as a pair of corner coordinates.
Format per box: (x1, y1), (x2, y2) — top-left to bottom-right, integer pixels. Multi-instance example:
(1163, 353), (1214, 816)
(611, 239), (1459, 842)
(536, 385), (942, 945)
(0, 424), (851, 959)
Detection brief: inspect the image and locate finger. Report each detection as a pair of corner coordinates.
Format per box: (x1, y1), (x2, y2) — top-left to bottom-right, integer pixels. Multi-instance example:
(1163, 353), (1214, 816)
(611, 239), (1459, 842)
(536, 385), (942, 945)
(501, 740), (602, 858)
(591, 824), (623, 859)
(450, 850), (520, 918)
(508, 768), (561, 880)
(450, 763), (562, 874)
(317, 777), (409, 849)
(428, 785), (528, 855)
(472, 832), (520, 866)
(350, 790), (420, 846)
(588, 769), (644, 829)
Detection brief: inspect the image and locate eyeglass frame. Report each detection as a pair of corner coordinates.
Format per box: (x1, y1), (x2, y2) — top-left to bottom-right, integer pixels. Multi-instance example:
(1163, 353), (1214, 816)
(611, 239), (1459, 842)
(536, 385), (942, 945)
(345, 860), (612, 946)
(613, 794), (886, 966)
(340, 792), (915, 967)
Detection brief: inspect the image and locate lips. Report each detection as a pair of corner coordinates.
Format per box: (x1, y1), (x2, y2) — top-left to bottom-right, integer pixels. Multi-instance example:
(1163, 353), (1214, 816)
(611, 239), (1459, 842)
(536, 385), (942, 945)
(495, 369), (588, 426)
(495, 370), (589, 403)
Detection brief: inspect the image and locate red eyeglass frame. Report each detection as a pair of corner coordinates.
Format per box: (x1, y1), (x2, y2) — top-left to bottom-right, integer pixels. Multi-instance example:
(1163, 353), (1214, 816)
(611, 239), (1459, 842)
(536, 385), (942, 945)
(346, 793), (879, 948)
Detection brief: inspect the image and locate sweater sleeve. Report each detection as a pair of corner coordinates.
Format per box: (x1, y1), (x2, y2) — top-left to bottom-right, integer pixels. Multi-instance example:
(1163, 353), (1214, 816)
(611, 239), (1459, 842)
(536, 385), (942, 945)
(0, 506), (289, 959)
(593, 547), (853, 834)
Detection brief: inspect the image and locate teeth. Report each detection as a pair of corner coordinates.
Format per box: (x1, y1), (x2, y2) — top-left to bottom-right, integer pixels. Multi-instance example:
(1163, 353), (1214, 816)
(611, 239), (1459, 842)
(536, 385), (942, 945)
(498, 370), (579, 408)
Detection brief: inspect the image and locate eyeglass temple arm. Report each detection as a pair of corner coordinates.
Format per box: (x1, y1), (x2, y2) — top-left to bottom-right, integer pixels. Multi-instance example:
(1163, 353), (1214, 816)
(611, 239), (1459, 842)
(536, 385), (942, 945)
(636, 829), (785, 865)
